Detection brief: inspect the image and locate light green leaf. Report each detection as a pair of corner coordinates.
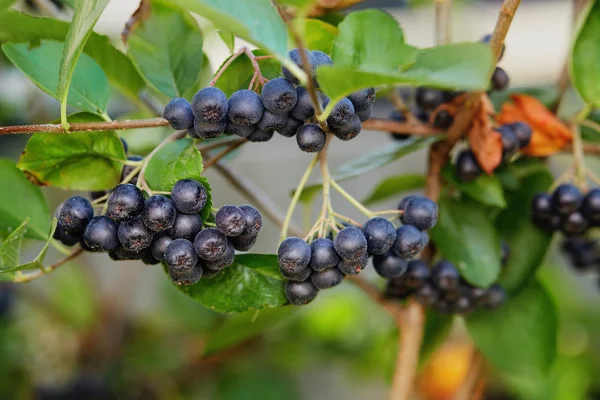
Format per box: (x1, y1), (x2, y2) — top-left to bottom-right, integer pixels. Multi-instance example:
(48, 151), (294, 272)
(570, 1), (600, 107)
(0, 11), (144, 101)
(128, 2), (203, 98)
(466, 280), (557, 379)
(162, 0), (287, 56)
(170, 253), (287, 313)
(58, 0), (109, 126)
(430, 194), (501, 287)
(214, 49), (281, 97)
(274, 0), (316, 10)
(2, 41), (109, 115)
(218, 30), (235, 53)
(0, 159), (50, 240)
(362, 174), (426, 206)
(0, 0), (15, 10)
(442, 165), (506, 208)
(17, 113), (126, 191)
(7, 219), (58, 274)
(292, 18), (338, 54)
(0, 219), (28, 271)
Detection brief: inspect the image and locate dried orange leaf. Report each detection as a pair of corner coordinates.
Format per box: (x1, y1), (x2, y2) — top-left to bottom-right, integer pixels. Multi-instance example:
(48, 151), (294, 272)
(468, 100), (502, 174)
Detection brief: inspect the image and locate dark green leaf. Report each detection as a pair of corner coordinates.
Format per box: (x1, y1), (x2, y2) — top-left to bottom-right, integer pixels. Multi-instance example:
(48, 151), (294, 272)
(6, 219), (57, 274)
(292, 18), (338, 54)
(17, 113), (126, 191)
(0, 11), (144, 101)
(466, 280), (557, 379)
(430, 194), (501, 287)
(144, 138), (212, 221)
(2, 41), (109, 115)
(128, 2), (203, 98)
(0, 219), (28, 271)
(0, 159), (50, 240)
(58, 0), (109, 125)
(170, 253), (287, 313)
(442, 164), (506, 208)
(163, 0), (287, 56)
(570, 1), (600, 107)
(362, 174), (426, 206)
(419, 311), (454, 366)
(496, 169), (553, 294)
(214, 49), (281, 97)
(0, 0), (15, 10)
(489, 85), (559, 111)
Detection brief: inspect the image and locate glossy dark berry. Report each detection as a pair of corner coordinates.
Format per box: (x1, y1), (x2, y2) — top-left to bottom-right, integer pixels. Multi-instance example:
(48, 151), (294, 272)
(373, 251), (408, 278)
(229, 233), (257, 252)
(120, 137), (129, 154)
(533, 215), (559, 232)
(257, 110), (288, 132)
(347, 88), (375, 112)
(362, 217), (397, 255)
(510, 121), (532, 148)
(194, 228), (228, 261)
(356, 108), (371, 122)
(415, 87), (444, 111)
(401, 196), (438, 231)
(392, 225), (426, 259)
(431, 260), (460, 292)
(215, 205), (246, 237)
(531, 193), (553, 218)
(326, 97), (355, 128)
(483, 284), (507, 309)
(388, 110), (409, 141)
(481, 33), (505, 60)
(309, 238), (339, 272)
(413, 107), (430, 123)
(171, 179), (207, 214)
(582, 188), (600, 223)
(168, 213), (203, 239)
(141, 250), (160, 265)
(225, 120), (255, 137)
(285, 280), (318, 306)
(121, 155), (143, 185)
(278, 237), (311, 275)
(311, 267), (344, 290)
(109, 246), (141, 261)
(562, 237), (600, 269)
(191, 87), (228, 123)
(54, 223), (81, 246)
(290, 87), (315, 121)
(227, 90), (264, 126)
(187, 127), (198, 138)
(277, 117), (303, 138)
(164, 238), (198, 273)
(261, 78), (297, 115)
(414, 283), (439, 306)
(58, 196), (94, 233)
(433, 110), (453, 129)
(83, 216), (119, 252)
(169, 263), (202, 285)
(296, 124), (326, 153)
(247, 128), (275, 142)
(491, 67), (509, 91)
(450, 295), (473, 314)
(402, 260), (430, 289)
(559, 211), (589, 236)
(551, 184), (583, 215)
(330, 115), (361, 141)
(238, 204), (262, 236)
(200, 261), (220, 278)
(500, 241), (511, 267)
(311, 50), (333, 68)
(280, 264), (312, 282)
(455, 150), (482, 182)
(107, 184), (144, 222)
(333, 226), (368, 261)
(193, 119), (225, 139)
(142, 195), (177, 232)
(282, 49), (317, 85)
(497, 125), (519, 160)
(204, 242), (235, 271)
(150, 232), (173, 261)
(118, 218), (153, 252)
(336, 252), (368, 275)
(163, 98), (194, 130)
(398, 195), (416, 212)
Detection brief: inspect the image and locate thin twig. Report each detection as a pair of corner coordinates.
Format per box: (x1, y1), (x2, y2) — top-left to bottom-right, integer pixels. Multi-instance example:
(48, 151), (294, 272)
(210, 47), (246, 87)
(0, 118), (170, 135)
(202, 139), (247, 169)
(362, 119), (440, 136)
(137, 130), (187, 193)
(15, 248), (84, 283)
(435, 0), (453, 45)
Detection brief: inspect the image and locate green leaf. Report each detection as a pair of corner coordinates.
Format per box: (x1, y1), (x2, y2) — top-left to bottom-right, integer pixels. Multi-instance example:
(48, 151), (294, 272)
(17, 113), (126, 191)
(0, 159), (50, 240)
(292, 18), (338, 54)
(466, 280), (557, 379)
(274, 0), (315, 10)
(58, 0), (110, 126)
(430, 194), (501, 287)
(0, 11), (144, 101)
(419, 311), (454, 366)
(570, 1), (600, 107)
(162, 0), (287, 57)
(0, 219), (28, 271)
(496, 169), (553, 294)
(144, 138), (212, 221)
(170, 253), (287, 313)
(6, 219), (58, 274)
(442, 165), (506, 208)
(2, 41), (109, 115)
(128, 2), (203, 98)
(0, 0), (15, 10)
(362, 174), (426, 206)
(214, 49), (281, 97)
(218, 30), (235, 53)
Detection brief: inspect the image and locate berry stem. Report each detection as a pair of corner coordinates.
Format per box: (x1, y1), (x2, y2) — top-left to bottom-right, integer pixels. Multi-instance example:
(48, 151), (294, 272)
(209, 47), (246, 87)
(371, 209), (404, 216)
(572, 105), (593, 189)
(91, 193), (110, 205)
(14, 248), (84, 283)
(388, 91), (420, 125)
(329, 178), (375, 219)
(137, 130), (187, 194)
(332, 212), (362, 228)
(0, 117), (169, 135)
(280, 155), (319, 242)
(362, 118), (440, 136)
(317, 135), (334, 238)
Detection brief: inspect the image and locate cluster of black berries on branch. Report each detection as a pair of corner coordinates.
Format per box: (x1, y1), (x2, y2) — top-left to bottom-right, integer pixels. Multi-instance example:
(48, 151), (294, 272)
(162, 48), (375, 152)
(561, 236), (600, 272)
(532, 186), (600, 237)
(54, 179), (262, 285)
(279, 196), (438, 306)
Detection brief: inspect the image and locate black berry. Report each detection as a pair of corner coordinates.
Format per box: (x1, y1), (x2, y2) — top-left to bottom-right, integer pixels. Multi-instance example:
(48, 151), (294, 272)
(118, 217), (153, 252)
(347, 88), (375, 112)
(388, 110), (409, 141)
(311, 267), (344, 290)
(280, 264), (312, 282)
(403, 260), (430, 289)
(330, 115), (362, 141)
(191, 87), (228, 123)
(414, 283), (439, 306)
(391, 225), (426, 259)
(326, 97), (355, 128)
(336, 252), (368, 275)
(282, 49), (317, 85)
(296, 124), (326, 153)
(141, 250), (160, 265)
(226, 120), (255, 137)
(510, 121), (532, 148)
(373, 251), (408, 278)
(285, 280), (318, 306)
(398, 195), (416, 212)
(169, 212), (203, 239)
(362, 217), (397, 255)
(193, 119), (226, 139)
(531, 193), (553, 218)
(333, 226), (368, 261)
(83, 216), (119, 252)
(194, 228), (228, 261)
(431, 260), (460, 292)
(163, 98), (194, 130)
(290, 87), (315, 121)
(200, 261), (220, 278)
(171, 179), (207, 214)
(121, 155), (143, 185)
(356, 108), (371, 122)
(121, 137), (129, 154)
(433, 110), (453, 129)
(150, 232), (173, 261)
(204, 242), (235, 271)
(54, 223), (81, 246)
(238, 204), (262, 236)
(309, 238), (339, 272)
(261, 78), (297, 115)
(491, 67), (509, 91)
(58, 196), (94, 233)
(455, 150), (482, 182)
(311, 50), (333, 68)
(483, 284), (507, 309)
(230, 233), (257, 252)
(278, 237), (311, 275)
(401, 196), (438, 231)
(551, 184), (583, 215)
(164, 238), (198, 273)
(497, 125), (519, 160)
(142, 195), (177, 232)
(277, 117), (303, 138)
(247, 128), (274, 142)
(415, 87), (443, 111)
(109, 246), (141, 261)
(215, 205), (246, 237)
(107, 183), (144, 222)
(582, 188), (600, 223)
(559, 211), (588, 236)
(169, 263), (202, 285)
(257, 110), (288, 132)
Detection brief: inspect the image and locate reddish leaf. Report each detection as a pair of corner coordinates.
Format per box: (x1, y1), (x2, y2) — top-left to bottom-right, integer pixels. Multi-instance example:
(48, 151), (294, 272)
(468, 99), (503, 174)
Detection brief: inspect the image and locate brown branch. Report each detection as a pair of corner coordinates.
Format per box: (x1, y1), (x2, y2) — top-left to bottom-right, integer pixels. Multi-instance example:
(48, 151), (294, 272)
(0, 117), (169, 135)
(452, 350), (486, 400)
(435, 0), (453, 45)
(362, 118), (441, 136)
(583, 143), (600, 156)
(121, 0), (151, 44)
(202, 138), (247, 169)
(15, 248), (84, 283)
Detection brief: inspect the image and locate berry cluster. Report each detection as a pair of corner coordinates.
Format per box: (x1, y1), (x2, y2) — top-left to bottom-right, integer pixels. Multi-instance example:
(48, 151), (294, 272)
(54, 179), (262, 285)
(162, 49), (375, 152)
(561, 236), (600, 271)
(279, 196), (438, 306)
(531, 186), (600, 236)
